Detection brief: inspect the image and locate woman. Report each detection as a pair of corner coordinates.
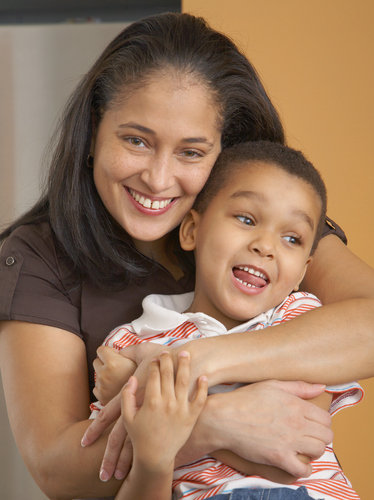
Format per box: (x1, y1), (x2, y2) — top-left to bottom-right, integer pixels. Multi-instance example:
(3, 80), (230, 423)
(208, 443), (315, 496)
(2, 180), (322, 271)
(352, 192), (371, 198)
(0, 12), (373, 500)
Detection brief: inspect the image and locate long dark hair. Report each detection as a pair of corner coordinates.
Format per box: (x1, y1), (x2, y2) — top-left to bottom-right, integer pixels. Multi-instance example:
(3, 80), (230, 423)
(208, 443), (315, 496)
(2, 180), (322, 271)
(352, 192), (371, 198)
(1, 12), (285, 287)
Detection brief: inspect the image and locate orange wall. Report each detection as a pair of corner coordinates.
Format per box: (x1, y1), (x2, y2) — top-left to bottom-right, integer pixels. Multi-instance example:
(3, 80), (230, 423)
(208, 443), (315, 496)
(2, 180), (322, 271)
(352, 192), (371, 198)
(182, 1), (374, 498)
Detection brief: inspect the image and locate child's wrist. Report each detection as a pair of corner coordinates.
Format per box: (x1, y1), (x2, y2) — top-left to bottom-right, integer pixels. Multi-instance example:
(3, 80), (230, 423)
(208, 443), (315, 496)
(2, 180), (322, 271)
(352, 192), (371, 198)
(134, 452), (175, 477)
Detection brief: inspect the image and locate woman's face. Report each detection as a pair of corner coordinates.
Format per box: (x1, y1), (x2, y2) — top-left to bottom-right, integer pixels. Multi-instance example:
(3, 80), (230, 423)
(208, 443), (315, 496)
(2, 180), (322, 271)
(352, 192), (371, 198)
(93, 74), (222, 246)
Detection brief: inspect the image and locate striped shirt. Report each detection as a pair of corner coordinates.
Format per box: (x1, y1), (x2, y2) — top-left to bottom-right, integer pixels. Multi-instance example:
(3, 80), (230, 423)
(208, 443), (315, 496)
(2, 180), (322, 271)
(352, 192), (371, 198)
(91, 291), (363, 500)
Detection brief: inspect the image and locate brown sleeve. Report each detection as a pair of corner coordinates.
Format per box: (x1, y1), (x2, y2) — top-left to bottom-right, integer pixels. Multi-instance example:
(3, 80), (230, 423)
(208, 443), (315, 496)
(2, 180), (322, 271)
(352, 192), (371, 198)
(322, 216), (347, 244)
(0, 223), (81, 337)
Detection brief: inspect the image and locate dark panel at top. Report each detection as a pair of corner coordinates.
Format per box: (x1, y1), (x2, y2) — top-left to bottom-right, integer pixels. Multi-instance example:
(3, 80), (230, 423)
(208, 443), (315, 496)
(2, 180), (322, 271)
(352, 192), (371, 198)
(0, 0), (181, 24)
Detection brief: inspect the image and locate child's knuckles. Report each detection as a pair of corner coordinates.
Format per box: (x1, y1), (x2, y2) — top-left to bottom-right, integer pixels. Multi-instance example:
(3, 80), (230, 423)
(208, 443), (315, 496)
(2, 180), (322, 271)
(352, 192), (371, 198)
(147, 396), (160, 410)
(177, 373), (189, 387)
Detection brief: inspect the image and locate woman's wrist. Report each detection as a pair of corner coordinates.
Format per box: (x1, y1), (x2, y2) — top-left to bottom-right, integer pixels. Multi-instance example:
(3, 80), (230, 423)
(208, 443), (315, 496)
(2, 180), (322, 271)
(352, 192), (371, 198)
(174, 336), (241, 387)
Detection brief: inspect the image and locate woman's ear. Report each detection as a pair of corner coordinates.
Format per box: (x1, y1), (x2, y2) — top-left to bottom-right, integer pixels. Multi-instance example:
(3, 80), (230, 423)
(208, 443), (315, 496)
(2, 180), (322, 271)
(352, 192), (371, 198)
(294, 256), (312, 292)
(179, 209), (201, 251)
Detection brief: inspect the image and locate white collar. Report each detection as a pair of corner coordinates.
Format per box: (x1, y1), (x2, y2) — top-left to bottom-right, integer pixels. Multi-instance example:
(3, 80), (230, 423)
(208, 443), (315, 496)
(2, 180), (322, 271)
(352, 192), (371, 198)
(131, 292), (276, 338)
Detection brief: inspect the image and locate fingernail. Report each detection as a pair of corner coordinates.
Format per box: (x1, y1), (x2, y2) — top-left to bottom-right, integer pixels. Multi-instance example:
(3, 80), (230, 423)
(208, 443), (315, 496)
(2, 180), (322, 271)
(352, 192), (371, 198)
(179, 350), (189, 358)
(81, 436), (87, 447)
(114, 469), (126, 480)
(200, 375), (208, 382)
(100, 468), (109, 482)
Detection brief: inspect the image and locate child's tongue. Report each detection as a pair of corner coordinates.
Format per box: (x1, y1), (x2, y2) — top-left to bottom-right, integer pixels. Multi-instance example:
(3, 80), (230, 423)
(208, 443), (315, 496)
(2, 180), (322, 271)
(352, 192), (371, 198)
(233, 267), (267, 287)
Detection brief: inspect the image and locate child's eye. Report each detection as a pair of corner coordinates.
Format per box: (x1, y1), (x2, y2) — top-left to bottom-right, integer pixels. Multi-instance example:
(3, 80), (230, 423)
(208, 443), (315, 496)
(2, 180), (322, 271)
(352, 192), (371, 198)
(283, 235), (301, 245)
(236, 215), (255, 226)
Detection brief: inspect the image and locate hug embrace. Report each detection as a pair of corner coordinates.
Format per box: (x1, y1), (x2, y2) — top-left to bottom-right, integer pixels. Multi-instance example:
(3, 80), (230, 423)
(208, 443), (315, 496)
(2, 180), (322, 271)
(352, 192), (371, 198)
(0, 11), (373, 500)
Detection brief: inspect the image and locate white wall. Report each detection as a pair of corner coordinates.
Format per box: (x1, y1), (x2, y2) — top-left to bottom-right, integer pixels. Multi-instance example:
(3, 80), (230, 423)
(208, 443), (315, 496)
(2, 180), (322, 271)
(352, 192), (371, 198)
(0, 22), (126, 499)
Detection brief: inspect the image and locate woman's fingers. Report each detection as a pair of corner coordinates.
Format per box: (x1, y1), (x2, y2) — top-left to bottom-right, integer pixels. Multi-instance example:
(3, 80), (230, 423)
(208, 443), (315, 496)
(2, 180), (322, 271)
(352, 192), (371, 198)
(275, 380), (326, 403)
(99, 416), (128, 481)
(192, 375), (209, 410)
(81, 392), (121, 447)
(113, 436), (133, 480)
(121, 376), (138, 424)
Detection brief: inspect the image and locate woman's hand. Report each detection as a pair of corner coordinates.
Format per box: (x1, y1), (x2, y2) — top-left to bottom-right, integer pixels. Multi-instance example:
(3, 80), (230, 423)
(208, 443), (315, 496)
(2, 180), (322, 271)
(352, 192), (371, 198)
(176, 380), (332, 478)
(93, 346), (137, 405)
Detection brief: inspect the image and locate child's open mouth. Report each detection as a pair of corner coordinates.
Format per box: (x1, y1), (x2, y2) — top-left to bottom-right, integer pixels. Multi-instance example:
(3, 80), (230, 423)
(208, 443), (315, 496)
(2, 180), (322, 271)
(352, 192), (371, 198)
(232, 265), (269, 289)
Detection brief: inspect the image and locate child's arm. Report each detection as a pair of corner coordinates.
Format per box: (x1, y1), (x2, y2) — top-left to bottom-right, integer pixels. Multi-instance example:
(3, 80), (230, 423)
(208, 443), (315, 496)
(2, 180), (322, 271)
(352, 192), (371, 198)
(211, 391), (333, 484)
(115, 351), (208, 500)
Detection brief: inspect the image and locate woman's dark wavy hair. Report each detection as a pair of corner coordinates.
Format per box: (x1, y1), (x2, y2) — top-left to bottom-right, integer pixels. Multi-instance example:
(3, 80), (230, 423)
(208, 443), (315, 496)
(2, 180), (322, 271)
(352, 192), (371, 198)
(1, 12), (285, 288)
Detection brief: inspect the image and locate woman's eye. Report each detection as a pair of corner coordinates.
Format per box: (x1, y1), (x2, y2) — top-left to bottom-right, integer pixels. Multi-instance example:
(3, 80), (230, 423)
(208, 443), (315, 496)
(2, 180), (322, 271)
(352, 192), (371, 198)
(236, 215), (254, 226)
(126, 137), (145, 147)
(182, 149), (203, 159)
(283, 235), (300, 245)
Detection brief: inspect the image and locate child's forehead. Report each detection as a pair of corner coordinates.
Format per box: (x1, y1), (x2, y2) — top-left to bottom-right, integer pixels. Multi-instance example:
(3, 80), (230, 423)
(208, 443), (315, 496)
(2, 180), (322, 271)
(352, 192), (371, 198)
(218, 161), (322, 215)
(223, 160), (297, 189)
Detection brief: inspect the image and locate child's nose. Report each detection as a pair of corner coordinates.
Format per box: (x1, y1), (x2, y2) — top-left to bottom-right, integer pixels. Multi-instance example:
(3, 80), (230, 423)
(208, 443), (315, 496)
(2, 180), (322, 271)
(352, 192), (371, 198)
(248, 231), (275, 258)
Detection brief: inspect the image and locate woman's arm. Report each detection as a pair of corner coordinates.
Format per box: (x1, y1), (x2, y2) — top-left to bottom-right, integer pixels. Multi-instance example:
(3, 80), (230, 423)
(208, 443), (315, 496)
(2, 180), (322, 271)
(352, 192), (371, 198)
(0, 321), (125, 500)
(183, 236), (374, 386)
(210, 391), (333, 485)
(86, 378), (332, 481)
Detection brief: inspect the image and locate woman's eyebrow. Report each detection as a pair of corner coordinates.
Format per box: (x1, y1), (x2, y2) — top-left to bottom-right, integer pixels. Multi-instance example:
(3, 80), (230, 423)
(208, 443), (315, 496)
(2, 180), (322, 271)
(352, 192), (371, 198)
(181, 137), (215, 149)
(118, 122), (214, 147)
(118, 122), (155, 134)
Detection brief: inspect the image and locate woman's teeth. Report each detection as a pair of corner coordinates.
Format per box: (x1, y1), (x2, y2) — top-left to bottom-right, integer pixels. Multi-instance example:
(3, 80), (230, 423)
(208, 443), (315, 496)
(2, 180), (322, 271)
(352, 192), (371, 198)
(129, 189), (173, 210)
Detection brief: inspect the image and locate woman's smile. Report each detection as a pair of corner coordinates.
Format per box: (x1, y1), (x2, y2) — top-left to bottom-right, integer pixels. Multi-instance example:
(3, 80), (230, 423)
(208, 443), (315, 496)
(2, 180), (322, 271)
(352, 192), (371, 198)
(126, 187), (176, 215)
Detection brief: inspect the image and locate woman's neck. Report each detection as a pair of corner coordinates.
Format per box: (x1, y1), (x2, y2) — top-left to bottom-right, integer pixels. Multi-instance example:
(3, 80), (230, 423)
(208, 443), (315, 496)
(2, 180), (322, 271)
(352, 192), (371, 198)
(133, 237), (184, 281)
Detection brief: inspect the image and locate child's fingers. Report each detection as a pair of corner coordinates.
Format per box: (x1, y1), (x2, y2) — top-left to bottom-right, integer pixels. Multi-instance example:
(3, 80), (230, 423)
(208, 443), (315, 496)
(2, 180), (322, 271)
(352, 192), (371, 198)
(175, 351), (191, 401)
(191, 375), (208, 411)
(143, 359), (161, 403)
(159, 351), (176, 398)
(121, 375), (138, 424)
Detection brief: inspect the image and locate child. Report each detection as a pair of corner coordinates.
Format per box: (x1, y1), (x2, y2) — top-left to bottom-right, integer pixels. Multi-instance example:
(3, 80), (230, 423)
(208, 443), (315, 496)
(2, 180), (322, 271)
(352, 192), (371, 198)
(92, 141), (363, 500)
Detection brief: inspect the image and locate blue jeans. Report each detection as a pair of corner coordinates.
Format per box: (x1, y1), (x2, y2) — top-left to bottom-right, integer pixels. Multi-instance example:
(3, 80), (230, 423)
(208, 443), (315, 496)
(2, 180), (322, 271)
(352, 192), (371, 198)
(209, 486), (319, 499)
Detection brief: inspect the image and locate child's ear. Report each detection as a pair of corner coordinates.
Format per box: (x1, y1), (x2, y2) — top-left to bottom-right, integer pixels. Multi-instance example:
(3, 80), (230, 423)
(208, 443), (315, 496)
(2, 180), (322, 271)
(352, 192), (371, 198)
(293, 256), (312, 292)
(179, 209), (201, 251)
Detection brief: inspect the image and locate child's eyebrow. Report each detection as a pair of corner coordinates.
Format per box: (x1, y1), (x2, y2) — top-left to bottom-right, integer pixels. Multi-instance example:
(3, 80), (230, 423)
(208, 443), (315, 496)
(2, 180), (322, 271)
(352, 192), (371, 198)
(230, 190), (264, 202)
(291, 209), (315, 231)
(230, 191), (315, 231)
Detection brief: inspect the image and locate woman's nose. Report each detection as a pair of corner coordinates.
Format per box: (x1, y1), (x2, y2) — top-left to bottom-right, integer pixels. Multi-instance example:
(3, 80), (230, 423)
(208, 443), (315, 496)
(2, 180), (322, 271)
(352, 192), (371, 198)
(140, 153), (174, 193)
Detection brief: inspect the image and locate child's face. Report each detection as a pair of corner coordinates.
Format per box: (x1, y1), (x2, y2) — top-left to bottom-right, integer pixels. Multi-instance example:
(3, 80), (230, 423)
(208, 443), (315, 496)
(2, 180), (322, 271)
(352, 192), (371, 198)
(180, 162), (322, 329)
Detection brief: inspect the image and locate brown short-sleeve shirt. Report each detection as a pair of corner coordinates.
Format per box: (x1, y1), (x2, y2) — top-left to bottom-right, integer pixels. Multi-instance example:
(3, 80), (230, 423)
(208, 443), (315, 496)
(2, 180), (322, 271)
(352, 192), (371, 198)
(0, 218), (346, 396)
(0, 222), (195, 396)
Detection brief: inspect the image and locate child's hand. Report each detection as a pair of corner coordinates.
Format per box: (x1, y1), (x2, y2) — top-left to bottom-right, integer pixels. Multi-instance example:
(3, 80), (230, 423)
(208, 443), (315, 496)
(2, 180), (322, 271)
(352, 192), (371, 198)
(121, 351), (208, 473)
(93, 346), (137, 405)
